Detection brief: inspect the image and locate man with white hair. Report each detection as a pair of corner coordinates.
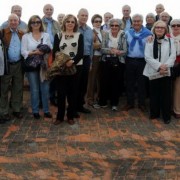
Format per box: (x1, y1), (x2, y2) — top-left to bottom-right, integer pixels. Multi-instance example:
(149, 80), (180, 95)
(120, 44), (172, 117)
(74, 8), (93, 115)
(101, 12), (113, 32)
(0, 14), (24, 122)
(121, 4), (132, 32)
(42, 4), (61, 106)
(0, 5), (27, 32)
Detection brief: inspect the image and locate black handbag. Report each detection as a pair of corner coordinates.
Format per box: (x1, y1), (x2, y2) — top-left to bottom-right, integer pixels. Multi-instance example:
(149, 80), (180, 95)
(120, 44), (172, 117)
(171, 62), (180, 78)
(22, 55), (40, 72)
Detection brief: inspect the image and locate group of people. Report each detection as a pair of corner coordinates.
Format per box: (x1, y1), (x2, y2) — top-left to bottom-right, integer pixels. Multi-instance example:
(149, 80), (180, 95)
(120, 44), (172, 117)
(0, 3), (179, 126)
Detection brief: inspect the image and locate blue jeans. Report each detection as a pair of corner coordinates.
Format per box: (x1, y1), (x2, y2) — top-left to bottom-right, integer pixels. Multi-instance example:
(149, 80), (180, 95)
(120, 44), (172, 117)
(27, 71), (50, 113)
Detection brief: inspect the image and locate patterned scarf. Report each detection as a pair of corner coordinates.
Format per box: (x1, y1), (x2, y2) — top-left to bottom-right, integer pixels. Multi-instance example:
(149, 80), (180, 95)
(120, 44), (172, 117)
(170, 33), (180, 56)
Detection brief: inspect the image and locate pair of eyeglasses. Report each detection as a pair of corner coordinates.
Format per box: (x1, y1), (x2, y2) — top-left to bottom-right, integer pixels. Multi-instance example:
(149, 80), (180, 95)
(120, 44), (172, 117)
(155, 26), (165, 29)
(171, 24), (180, 28)
(31, 21), (41, 25)
(66, 21), (75, 24)
(94, 20), (102, 23)
(110, 24), (119, 27)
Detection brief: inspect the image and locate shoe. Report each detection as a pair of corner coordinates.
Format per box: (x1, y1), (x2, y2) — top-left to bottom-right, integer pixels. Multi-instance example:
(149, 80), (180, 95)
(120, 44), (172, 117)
(93, 103), (100, 109)
(164, 119), (171, 124)
(112, 106), (118, 111)
(67, 119), (75, 125)
(13, 112), (23, 119)
(53, 119), (64, 125)
(100, 104), (108, 108)
(150, 115), (160, 119)
(0, 119), (6, 124)
(173, 113), (180, 119)
(50, 99), (58, 107)
(138, 105), (147, 112)
(122, 104), (134, 111)
(74, 113), (80, 118)
(77, 107), (91, 114)
(44, 112), (52, 118)
(2, 114), (11, 121)
(33, 113), (40, 119)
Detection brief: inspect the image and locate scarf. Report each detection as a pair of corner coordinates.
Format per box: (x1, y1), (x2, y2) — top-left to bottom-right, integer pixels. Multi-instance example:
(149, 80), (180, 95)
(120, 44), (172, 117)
(109, 30), (122, 49)
(170, 33), (180, 56)
(129, 26), (152, 51)
(153, 34), (165, 59)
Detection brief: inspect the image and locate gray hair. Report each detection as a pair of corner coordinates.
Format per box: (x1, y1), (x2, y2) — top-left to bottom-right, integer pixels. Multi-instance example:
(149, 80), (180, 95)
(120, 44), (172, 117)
(170, 19), (180, 26)
(132, 14), (143, 22)
(146, 13), (155, 20)
(109, 18), (122, 27)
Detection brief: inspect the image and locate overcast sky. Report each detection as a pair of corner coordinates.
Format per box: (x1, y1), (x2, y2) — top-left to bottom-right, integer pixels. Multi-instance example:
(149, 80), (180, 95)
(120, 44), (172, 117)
(0, 0), (179, 27)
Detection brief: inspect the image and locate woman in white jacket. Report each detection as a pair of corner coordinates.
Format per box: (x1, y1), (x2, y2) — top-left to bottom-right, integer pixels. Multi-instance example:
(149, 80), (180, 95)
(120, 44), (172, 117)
(143, 20), (176, 124)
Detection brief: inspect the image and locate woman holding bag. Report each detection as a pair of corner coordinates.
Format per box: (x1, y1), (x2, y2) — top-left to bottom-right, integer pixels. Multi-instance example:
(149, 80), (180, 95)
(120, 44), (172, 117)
(143, 20), (176, 124)
(52, 14), (83, 125)
(21, 15), (52, 119)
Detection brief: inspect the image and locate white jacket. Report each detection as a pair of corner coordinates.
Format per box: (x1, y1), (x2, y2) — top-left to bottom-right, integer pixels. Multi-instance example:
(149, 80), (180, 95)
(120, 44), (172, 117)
(143, 36), (176, 79)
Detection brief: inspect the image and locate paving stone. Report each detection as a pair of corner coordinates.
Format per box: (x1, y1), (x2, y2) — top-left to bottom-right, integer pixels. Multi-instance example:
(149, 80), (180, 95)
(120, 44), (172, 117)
(0, 90), (179, 179)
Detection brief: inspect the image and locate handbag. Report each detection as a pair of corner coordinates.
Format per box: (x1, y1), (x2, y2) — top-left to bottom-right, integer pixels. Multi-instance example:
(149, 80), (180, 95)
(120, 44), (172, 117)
(22, 39), (51, 72)
(171, 62), (180, 79)
(22, 55), (40, 72)
(46, 52), (77, 80)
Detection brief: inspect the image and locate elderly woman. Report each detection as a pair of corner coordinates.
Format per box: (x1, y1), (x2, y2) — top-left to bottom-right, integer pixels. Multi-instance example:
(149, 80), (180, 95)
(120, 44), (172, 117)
(170, 19), (180, 119)
(52, 14), (83, 125)
(143, 20), (176, 124)
(86, 14), (108, 108)
(98, 18), (127, 111)
(21, 15), (52, 119)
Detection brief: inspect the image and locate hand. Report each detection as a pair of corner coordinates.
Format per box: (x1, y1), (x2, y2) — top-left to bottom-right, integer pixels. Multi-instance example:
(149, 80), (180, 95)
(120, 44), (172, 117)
(66, 60), (74, 67)
(159, 64), (167, 71)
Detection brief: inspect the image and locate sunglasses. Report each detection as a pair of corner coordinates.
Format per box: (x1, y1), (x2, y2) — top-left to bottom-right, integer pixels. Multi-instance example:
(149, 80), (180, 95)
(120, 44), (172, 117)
(94, 20), (102, 23)
(155, 26), (165, 30)
(31, 21), (41, 25)
(110, 24), (119, 27)
(66, 21), (75, 24)
(171, 24), (180, 28)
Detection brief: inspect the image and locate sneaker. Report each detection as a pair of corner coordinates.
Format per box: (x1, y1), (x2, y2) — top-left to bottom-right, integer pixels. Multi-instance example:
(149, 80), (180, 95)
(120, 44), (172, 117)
(112, 106), (118, 111)
(100, 104), (108, 108)
(93, 103), (100, 109)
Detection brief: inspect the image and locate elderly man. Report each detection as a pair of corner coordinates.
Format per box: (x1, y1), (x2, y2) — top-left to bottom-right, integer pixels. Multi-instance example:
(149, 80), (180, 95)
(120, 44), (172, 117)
(42, 4), (61, 106)
(57, 13), (65, 28)
(159, 12), (172, 33)
(0, 5), (27, 32)
(155, 3), (172, 25)
(121, 4), (132, 32)
(123, 14), (152, 112)
(0, 14), (24, 122)
(74, 8), (93, 115)
(101, 12), (113, 32)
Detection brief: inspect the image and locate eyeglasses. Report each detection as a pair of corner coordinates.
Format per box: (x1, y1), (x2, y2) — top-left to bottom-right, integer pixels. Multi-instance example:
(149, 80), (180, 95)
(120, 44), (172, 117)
(94, 20), (102, 23)
(66, 21), (75, 24)
(110, 24), (119, 27)
(171, 24), (180, 28)
(155, 26), (165, 30)
(31, 21), (41, 25)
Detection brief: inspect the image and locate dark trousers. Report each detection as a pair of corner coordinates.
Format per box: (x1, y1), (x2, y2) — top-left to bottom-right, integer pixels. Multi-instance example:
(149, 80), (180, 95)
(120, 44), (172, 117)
(76, 56), (91, 109)
(49, 78), (57, 102)
(149, 77), (172, 121)
(125, 57), (146, 106)
(99, 60), (122, 106)
(55, 75), (75, 120)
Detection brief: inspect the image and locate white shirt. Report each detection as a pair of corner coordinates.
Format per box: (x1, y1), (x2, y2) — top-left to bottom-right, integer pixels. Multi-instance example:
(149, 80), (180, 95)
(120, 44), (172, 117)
(21, 32), (52, 59)
(143, 36), (176, 79)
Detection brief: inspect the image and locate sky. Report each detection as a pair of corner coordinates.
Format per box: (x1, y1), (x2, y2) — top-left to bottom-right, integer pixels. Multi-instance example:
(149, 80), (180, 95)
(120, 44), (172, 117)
(0, 0), (179, 27)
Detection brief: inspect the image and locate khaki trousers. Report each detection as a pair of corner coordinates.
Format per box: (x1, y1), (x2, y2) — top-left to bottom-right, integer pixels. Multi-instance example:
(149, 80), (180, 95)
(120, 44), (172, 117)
(86, 55), (101, 104)
(0, 62), (23, 115)
(173, 77), (180, 115)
